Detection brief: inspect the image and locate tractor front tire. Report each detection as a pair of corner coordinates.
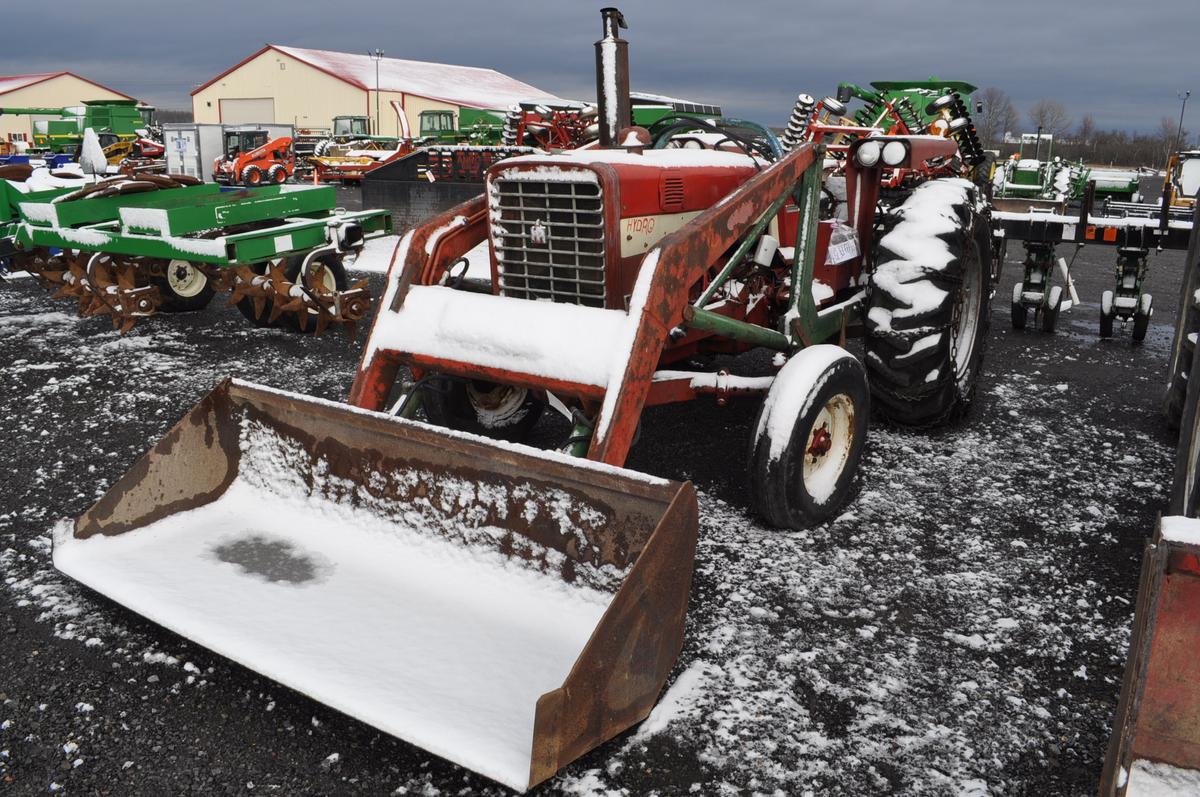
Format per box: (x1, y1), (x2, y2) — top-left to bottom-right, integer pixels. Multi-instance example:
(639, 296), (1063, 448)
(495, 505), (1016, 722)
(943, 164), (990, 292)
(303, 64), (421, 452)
(423, 377), (545, 442)
(241, 165), (264, 186)
(151, 259), (215, 313)
(749, 346), (869, 529)
(865, 179), (991, 426)
(268, 164), (288, 184)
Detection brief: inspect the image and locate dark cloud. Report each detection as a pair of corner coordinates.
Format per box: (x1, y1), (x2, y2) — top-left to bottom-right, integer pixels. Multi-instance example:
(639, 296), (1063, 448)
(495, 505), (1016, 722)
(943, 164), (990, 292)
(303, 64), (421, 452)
(3, 0), (1196, 135)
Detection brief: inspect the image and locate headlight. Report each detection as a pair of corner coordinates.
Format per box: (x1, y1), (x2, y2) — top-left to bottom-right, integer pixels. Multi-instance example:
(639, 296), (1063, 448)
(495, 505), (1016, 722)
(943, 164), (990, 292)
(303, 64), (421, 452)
(882, 141), (908, 167)
(856, 140), (882, 167)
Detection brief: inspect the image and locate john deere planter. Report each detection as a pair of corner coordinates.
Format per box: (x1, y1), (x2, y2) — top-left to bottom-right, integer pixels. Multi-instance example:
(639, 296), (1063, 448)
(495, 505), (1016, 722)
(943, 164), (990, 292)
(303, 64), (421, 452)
(4, 174), (390, 335)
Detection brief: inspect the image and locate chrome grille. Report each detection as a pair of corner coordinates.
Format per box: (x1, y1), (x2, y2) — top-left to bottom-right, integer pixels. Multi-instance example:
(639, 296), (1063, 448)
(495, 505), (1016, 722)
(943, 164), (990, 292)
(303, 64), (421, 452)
(491, 177), (606, 307)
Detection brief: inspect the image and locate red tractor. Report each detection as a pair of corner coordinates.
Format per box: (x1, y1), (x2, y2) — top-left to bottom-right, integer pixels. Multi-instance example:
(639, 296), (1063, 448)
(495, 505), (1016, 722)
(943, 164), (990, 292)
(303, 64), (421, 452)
(212, 129), (294, 186)
(350, 8), (994, 528)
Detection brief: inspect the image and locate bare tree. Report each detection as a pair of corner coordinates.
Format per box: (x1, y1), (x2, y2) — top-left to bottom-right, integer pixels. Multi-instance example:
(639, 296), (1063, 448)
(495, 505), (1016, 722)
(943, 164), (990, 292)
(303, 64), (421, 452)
(1159, 116), (1179, 164)
(974, 87), (1018, 148)
(1028, 99), (1072, 139)
(1076, 114), (1096, 145)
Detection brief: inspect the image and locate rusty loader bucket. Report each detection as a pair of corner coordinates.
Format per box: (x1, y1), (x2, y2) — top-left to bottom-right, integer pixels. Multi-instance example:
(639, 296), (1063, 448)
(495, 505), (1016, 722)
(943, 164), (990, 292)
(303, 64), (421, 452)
(53, 378), (697, 792)
(1099, 517), (1200, 795)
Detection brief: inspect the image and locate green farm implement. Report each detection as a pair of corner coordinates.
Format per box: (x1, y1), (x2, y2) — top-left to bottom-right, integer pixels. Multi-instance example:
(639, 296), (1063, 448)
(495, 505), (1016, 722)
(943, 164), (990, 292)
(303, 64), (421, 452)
(417, 108), (507, 146)
(831, 79), (986, 168)
(0, 99), (156, 154)
(992, 133), (1090, 213)
(5, 176), (390, 334)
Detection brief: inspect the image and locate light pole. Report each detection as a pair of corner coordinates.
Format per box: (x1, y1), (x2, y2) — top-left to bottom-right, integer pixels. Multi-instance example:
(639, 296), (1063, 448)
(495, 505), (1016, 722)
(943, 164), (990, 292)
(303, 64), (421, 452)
(369, 48), (384, 135)
(1174, 90), (1191, 160)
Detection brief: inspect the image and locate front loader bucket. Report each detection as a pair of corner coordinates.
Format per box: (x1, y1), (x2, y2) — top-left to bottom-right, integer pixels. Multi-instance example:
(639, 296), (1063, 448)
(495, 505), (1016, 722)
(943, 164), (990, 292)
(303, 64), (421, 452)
(54, 379), (697, 792)
(1099, 518), (1200, 795)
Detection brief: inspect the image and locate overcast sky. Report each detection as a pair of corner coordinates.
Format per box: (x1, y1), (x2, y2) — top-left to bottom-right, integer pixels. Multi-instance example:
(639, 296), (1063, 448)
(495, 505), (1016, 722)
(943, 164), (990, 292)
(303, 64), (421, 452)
(4, 1), (1197, 135)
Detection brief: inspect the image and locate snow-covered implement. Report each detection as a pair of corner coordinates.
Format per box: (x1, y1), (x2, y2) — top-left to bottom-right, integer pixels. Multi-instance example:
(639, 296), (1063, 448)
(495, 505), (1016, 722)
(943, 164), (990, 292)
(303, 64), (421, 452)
(5, 177), (390, 334)
(54, 379), (697, 792)
(993, 180), (1195, 339)
(991, 132), (1089, 213)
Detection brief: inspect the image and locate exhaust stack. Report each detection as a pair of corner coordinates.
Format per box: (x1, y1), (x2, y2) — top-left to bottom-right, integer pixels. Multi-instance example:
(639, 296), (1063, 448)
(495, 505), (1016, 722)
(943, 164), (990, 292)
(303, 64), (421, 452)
(595, 7), (631, 148)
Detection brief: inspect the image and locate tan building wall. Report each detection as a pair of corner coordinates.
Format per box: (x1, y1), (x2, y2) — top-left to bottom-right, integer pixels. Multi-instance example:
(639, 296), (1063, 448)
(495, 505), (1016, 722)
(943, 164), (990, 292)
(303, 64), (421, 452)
(192, 49), (364, 130)
(0, 74), (128, 144)
(194, 49), (494, 139)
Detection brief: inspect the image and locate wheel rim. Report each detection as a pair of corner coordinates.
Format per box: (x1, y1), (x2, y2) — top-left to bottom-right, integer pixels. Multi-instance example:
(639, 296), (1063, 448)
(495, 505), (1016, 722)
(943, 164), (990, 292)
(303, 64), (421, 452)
(300, 261), (339, 316)
(166, 260), (207, 297)
(465, 382), (530, 429)
(802, 393), (856, 504)
(951, 242), (984, 385)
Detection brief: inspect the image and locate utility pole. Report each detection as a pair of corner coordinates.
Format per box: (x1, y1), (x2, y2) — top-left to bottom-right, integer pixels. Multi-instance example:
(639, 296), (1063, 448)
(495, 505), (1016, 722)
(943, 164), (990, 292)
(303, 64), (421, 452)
(1174, 90), (1191, 162)
(369, 48), (384, 135)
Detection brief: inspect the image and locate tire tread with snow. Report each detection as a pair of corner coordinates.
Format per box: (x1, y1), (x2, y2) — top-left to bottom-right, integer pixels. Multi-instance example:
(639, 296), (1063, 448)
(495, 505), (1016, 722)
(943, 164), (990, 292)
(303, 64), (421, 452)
(865, 179), (992, 426)
(423, 377), (545, 442)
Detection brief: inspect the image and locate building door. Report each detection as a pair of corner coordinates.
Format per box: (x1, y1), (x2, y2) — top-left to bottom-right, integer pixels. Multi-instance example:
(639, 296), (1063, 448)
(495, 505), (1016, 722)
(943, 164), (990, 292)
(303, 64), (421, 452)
(219, 98), (276, 124)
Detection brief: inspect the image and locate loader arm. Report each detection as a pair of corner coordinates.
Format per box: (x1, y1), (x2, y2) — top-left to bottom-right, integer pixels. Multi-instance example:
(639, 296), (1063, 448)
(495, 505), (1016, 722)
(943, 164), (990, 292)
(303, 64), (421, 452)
(587, 142), (818, 465)
(348, 194), (489, 411)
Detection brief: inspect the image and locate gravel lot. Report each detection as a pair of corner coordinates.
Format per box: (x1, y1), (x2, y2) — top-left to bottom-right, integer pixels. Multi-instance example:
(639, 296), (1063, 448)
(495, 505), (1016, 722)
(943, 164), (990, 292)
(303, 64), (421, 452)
(0, 232), (1185, 796)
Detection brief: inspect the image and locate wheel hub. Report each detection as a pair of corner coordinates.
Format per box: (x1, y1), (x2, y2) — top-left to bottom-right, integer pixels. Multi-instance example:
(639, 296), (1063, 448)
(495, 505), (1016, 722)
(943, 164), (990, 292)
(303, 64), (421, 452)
(165, 260), (207, 297)
(807, 424), (833, 459)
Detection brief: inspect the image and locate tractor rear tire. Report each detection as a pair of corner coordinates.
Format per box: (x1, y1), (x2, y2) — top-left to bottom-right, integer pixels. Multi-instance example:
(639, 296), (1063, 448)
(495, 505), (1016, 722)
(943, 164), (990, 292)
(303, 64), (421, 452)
(423, 377), (545, 442)
(1041, 286), (1063, 333)
(1100, 290), (1115, 338)
(241, 165), (264, 186)
(280, 252), (348, 334)
(865, 179), (991, 427)
(1132, 294), (1153, 344)
(151, 259), (215, 313)
(268, 164), (288, 184)
(749, 346), (869, 529)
